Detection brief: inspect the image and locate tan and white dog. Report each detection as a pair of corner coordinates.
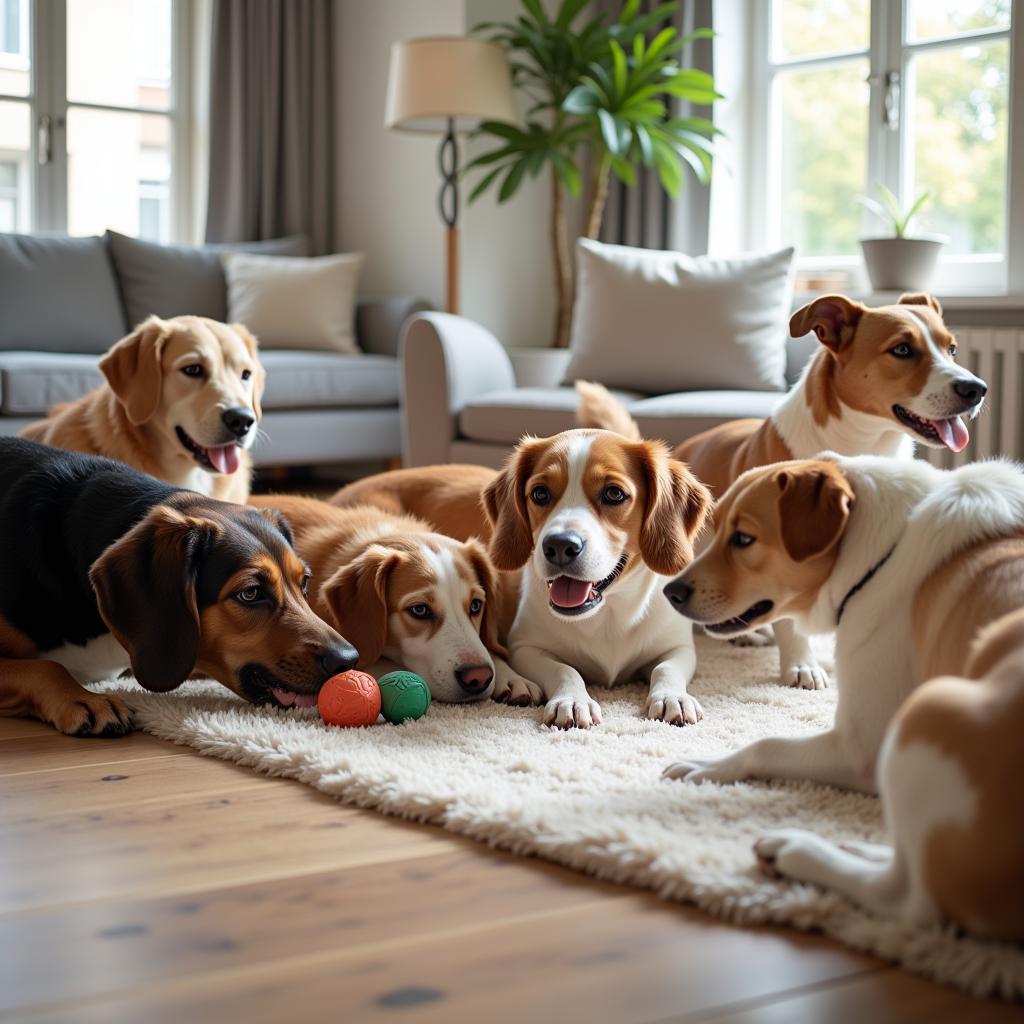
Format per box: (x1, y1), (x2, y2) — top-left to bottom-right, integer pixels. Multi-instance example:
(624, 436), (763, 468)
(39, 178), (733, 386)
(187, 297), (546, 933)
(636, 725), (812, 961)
(579, 293), (988, 691)
(22, 315), (265, 503)
(657, 454), (1024, 940)
(484, 429), (711, 728)
(250, 495), (539, 705)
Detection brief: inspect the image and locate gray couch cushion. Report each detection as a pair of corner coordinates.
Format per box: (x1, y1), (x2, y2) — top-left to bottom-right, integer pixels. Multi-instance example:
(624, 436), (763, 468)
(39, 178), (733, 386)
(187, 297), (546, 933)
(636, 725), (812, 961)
(0, 233), (127, 354)
(105, 231), (309, 327)
(459, 386), (643, 444)
(0, 352), (103, 415)
(630, 390), (785, 446)
(260, 351), (399, 410)
(459, 385), (785, 448)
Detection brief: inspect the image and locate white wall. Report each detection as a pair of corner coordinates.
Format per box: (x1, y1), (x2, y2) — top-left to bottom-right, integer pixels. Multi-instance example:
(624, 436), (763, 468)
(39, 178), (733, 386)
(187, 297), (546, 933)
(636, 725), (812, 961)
(333, 0), (556, 348)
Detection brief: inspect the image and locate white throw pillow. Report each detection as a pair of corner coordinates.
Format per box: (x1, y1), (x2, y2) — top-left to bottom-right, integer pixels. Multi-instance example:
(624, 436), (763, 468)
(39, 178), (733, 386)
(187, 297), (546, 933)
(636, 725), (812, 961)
(222, 251), (364, 353)
(564, 239), (795, 394)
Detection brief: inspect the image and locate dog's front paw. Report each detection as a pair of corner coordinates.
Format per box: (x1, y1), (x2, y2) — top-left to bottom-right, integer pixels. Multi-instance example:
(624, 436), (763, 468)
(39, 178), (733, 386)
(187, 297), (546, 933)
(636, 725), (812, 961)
(48, 692), (134, 738)
(492, 668), (544, 707)
(645, 693), (703, 726)
(543, 696), (602, 730)
(783, 662), (829, 690)
(754, 829), (824, 879)
(662, 757), (740, 785)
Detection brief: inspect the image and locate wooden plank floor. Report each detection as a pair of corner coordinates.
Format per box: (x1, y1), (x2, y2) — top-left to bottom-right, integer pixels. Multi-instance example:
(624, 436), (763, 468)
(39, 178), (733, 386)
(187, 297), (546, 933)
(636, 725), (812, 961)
(1, 719), (1019, 1024)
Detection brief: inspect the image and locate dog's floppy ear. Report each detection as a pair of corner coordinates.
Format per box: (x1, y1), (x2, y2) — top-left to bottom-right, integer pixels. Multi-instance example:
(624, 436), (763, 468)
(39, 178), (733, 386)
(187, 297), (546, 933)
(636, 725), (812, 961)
(463, 539), (507, 659)
(789, 295), (865, 353)
(635, 441), (713, 575)
(774, 461), (854, 562)
(482, 439), (542, 571)
(320, 545), (402, 668)
(232, 323), (266, 420)
(90, 507), (218, 692)
(253, 506), (294, 547)
(897, 293), (943, 317)
(99, 316), (173, 425)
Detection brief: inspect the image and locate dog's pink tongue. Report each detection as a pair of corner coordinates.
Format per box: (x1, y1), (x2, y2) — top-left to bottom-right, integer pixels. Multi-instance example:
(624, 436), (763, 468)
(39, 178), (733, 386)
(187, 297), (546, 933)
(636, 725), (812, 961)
(271, 688), (318, 709)
(934, 416), (970, 453)
(207, 443), (241, 474)
(549, 576), (594, 608)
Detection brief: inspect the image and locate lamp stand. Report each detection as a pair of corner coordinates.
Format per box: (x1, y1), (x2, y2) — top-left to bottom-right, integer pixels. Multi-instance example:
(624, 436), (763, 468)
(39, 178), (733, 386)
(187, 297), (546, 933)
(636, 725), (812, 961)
(438, 117), (459, 314)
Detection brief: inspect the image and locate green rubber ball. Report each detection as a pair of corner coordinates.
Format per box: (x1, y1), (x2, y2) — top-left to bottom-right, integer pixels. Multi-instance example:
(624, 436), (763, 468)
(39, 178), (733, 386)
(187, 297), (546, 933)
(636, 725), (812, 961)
(377, 670), (431, 723)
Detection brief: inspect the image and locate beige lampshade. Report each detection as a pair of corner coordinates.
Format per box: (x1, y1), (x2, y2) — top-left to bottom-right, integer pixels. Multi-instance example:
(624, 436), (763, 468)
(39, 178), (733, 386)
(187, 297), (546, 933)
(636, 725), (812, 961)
(384, 36), (518, 133)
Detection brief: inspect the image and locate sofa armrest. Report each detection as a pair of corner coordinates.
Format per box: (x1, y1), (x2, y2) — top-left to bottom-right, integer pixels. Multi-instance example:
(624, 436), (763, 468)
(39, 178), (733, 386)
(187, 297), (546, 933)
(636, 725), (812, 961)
(356, 295), (432, 357)
(400, 312), (515, 467)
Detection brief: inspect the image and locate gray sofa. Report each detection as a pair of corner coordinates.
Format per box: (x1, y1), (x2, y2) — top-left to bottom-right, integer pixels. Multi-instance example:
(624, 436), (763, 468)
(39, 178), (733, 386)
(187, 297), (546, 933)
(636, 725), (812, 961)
(0, 231), (429, 466)
(400, 313), (819, 468)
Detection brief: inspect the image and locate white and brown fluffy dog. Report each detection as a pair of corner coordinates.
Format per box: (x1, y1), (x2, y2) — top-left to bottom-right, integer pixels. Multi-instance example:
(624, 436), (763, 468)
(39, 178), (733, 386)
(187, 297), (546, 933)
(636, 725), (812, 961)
(579, 294), (988, 691)
(22, 315), (265, 503)
(250, 495), (538, 705)
(484, 429), (711, 728)
(658, 454), (1024, 939)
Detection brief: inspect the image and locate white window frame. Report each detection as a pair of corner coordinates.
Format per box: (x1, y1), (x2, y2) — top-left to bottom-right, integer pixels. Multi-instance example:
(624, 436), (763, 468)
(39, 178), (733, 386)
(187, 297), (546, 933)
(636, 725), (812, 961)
(0, 0), (195, 241)
(744, 0), (1020, 296)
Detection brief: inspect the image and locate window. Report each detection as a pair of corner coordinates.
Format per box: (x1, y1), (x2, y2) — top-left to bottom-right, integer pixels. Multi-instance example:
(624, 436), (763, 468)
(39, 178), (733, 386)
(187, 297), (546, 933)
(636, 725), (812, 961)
(748, 0), (1014, 292)
(3, 0), (193, 240)
(0, 156), (21, 229)
(0, 0), (27, 60)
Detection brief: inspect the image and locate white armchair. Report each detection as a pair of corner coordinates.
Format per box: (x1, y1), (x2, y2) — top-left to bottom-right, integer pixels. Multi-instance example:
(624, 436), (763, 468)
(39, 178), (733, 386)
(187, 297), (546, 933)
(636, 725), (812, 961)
(399, 311), (803, 468)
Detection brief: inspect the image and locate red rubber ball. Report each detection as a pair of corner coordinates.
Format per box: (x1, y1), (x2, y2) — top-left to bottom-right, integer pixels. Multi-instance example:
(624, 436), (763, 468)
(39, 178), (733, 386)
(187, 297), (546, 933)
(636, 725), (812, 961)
(318, 670), (381, 727)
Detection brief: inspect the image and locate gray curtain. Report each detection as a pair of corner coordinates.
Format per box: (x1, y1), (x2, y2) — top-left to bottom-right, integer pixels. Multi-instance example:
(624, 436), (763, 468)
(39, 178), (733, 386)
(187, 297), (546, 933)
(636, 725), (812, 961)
(205, 0), (334, 254)
(600, 0), (714, 254)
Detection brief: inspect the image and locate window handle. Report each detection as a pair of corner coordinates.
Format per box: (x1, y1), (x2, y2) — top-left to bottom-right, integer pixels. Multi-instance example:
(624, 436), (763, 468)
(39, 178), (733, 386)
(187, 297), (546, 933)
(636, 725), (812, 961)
(867, 70), (901, 131)
(37, 114), (52, 166)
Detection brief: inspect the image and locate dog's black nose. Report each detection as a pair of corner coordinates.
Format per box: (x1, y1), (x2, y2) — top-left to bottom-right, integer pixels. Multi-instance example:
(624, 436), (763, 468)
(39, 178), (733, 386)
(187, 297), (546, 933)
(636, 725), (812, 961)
(952, 377), (987, 405)
(543, 531), (585, 568)
(222, 406), (256, 438)
(663, 579), (693, 610)
(319, 643), (359, 679)
(455, 663), (493, 694)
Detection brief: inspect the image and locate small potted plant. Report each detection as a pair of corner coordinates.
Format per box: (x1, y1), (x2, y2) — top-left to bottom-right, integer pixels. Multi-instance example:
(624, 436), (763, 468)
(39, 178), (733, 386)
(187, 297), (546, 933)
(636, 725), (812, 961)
(858, 184), (945, 291)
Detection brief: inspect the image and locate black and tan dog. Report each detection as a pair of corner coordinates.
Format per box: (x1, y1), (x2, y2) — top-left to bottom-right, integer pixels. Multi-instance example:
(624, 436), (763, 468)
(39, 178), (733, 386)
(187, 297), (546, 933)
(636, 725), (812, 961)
(0, 438), (357, 737)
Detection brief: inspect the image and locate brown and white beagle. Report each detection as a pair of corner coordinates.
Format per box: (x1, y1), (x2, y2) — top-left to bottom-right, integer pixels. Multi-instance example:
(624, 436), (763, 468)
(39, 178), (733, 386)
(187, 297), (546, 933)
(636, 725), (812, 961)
(660, 453), (1024, 940)
(250, 495), (539, 705)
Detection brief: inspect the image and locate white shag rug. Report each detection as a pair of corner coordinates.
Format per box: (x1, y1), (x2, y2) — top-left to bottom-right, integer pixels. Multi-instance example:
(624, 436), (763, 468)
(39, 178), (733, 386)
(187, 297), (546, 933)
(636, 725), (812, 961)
(96, 634), (1024, 1001)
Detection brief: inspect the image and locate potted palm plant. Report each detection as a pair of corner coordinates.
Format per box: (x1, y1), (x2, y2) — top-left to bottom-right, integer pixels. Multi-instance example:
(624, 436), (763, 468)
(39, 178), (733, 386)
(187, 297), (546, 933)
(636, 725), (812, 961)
(858, 184), (945, 291)
(468, 0), (720, 347)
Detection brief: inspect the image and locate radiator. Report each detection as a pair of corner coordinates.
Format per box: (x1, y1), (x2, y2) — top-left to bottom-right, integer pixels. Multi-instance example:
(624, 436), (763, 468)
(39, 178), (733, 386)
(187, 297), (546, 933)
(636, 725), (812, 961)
(919, 326), (1024, 468)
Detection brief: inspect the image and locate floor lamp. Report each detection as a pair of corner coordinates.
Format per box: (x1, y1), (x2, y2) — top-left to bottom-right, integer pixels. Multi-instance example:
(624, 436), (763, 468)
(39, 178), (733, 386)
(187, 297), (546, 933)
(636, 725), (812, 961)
(385, 36), (518, 315)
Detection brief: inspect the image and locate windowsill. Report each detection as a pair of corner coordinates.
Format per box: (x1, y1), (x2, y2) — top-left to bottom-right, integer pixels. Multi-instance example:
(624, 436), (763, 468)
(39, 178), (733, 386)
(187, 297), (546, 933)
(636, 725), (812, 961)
(794, 290), (1024, 311)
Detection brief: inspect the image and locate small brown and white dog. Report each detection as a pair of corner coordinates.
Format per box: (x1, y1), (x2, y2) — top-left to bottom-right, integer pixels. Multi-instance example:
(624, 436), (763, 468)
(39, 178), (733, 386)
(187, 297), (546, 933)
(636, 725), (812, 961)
(579, 294), (989, 691)
(484, 429), (711, 728)
(249, 495), (539, 705)
(660, 454), (1024, 938)
(21, 315), (266, 504)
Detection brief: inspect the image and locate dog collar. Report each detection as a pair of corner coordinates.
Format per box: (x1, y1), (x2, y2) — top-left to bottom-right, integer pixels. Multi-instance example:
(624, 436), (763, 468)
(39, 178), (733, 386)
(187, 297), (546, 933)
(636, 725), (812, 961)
(836, 546), (896, 626)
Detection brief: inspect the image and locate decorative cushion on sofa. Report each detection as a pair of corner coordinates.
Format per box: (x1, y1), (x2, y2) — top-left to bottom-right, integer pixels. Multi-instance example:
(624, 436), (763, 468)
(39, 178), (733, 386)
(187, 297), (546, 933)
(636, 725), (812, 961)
(223, 251), (364, 353)
(260, 351), (399, 410)
(459, 386), (643, 445)
(0, 233), (127, 354)
(105, 230), (309, 327)
(628, 390), (785, 445)
(563, 239), (795, 394)
(0, 352), (104, 415)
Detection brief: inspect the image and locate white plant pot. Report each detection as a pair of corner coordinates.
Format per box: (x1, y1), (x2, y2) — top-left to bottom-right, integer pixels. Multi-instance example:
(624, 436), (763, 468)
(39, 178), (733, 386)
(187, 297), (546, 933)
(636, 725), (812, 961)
(859, 237), (944, 292)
